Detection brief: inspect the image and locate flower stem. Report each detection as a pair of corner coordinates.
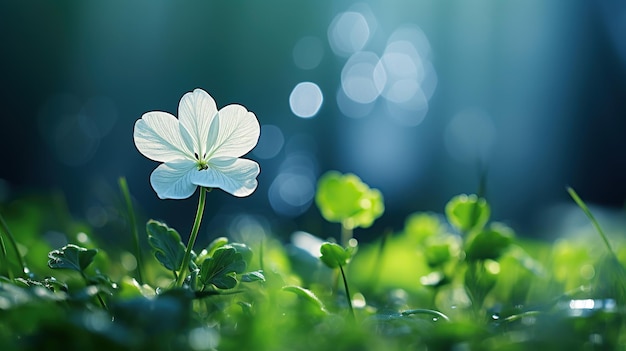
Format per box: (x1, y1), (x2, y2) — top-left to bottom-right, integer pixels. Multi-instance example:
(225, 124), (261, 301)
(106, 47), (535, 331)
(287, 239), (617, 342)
(0, 212), (27, 277)
(118, 177), (144, 285)
(338, 263), (355, 321)
(175, 187), (207, 287)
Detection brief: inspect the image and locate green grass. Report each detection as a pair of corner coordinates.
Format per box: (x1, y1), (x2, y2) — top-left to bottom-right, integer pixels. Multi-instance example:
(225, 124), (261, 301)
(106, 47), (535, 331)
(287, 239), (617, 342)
(0, 185), (625, 350)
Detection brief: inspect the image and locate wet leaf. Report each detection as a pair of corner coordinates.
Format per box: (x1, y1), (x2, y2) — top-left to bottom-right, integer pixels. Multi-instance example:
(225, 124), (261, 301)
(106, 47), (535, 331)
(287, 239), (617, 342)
(47, 244), (97, 273)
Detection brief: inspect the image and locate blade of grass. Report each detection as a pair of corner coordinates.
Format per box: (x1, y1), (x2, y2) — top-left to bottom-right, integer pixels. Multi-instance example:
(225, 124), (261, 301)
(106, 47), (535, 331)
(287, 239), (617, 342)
(119, 177), (144, 285)
(566, 187), (616, 257)
(567, 186), (626, 302)
(0, 212), (26, 277)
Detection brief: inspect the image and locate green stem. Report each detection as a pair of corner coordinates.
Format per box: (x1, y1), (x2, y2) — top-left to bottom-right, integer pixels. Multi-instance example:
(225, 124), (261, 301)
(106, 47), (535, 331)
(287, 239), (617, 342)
(118, 177), (144, 285)
(341, 222), (353, 248)
(338, 263), (355, 320)
(80, 271), (107, 310)
(0, 212), (26, 277)
(175, 187), (207, 287)
(370, 229), (390, 288)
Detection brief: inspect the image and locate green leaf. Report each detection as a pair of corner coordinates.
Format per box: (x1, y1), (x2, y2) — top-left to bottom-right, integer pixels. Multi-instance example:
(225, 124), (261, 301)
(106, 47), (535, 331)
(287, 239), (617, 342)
(199, 246), (247, 289)
(465, 223), (514, 261)
(206, 237), (230, 257)
(319, 242), (350, 268)
(282, 285), (329, 315)
(241, 270), (265, 283)
(47, 244), (97, 273)
(404, 212), (442, 243)
(424, 241), (453, 267)
(445, 194), (490, 234)
(146, 220), (186, 271)
(230, 242), (254, 264)
(315, 171), (384, 229)
(118, 277), (156, 299)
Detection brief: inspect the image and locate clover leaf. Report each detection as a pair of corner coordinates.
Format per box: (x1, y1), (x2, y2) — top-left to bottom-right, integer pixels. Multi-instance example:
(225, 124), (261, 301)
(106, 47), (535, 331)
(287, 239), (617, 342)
(48, 244), (97, 273)
(445, 194), (490, 234)
(229, 242), (254, 264)
(199, 246), (247, 289)
(319, 242), (351, 269)
(315, 171), (384, 230)
(465, 223), (514, 261)
(146, 220), (186, 271)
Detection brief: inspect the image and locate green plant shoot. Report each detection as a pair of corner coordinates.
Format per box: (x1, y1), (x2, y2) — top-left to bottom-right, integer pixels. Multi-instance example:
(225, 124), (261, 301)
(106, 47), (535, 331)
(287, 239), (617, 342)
(315, 171), (384, 245)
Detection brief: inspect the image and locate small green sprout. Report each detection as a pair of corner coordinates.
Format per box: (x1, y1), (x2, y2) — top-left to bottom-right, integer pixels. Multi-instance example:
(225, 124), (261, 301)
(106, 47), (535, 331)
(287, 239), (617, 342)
(315, 171), (384, 245)
(445, 194), (490, 234)
(320, 242), (356, 320)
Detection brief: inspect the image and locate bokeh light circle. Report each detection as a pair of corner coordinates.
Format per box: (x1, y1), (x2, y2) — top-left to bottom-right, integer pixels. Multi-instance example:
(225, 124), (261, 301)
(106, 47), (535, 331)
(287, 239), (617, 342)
(327, 11), (371, 57)
(289, 82), (323, 118)
(341, 51), (385, 104)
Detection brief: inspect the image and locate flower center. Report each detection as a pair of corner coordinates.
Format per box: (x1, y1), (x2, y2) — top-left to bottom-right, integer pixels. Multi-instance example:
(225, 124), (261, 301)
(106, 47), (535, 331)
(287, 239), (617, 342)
(194, 153), (209, 171)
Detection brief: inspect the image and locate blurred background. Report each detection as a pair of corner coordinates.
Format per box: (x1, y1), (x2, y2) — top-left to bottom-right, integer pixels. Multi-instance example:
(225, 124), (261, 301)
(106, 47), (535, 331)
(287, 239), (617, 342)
(1, 0), (625, 243)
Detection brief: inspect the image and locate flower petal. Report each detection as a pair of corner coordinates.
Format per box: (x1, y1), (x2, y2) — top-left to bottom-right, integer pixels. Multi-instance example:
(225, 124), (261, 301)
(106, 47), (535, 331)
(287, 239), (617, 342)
(150, 160), (198, 199)
(206, 104), (260, 159)
(134, 111), (193, 162)
(190, 158), (260, 197)
(178, 89), (218, 158)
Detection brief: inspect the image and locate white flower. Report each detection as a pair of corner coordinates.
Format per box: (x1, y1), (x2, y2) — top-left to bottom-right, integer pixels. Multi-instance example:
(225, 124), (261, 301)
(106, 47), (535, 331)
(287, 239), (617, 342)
(133, 88), (260, 199)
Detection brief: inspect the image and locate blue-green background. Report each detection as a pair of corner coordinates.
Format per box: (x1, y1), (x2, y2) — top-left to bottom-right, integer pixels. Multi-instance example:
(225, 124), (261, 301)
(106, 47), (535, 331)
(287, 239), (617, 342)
(1, 1), (625, 241)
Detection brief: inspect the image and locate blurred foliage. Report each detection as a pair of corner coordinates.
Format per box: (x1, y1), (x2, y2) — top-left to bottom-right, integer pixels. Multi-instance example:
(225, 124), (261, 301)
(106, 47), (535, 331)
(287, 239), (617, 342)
(315, 171), (384, 230)
(1, 187), (626, 350)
